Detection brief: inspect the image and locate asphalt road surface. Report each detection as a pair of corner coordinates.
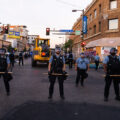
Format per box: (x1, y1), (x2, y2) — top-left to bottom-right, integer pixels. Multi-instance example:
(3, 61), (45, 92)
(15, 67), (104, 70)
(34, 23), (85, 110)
(0, 58), (120, 120)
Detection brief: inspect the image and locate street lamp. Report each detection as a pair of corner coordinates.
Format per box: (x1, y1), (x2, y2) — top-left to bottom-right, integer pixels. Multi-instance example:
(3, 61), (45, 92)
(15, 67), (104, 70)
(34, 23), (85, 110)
(72, 9), (84, 40)
(72, 9), (85, 52)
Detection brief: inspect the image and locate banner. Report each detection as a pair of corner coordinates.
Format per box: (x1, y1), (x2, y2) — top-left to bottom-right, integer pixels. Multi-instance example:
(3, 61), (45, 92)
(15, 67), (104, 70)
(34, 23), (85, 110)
(82, 16), (87, 34)
(8, 31), (20, 39)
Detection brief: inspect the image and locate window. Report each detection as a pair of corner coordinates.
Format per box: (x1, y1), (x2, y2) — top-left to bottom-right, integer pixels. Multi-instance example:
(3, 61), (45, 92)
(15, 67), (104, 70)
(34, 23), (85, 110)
(90, 14), (92, 21)
(110, 0), (117, 9)
(99, 4), (101, 13)
(89, 28), (92, 35)
(94, 25), (96, 34)
(94, 9), (97, 18)
(108, 19), (118, 30)
(99, 22), (101, 32)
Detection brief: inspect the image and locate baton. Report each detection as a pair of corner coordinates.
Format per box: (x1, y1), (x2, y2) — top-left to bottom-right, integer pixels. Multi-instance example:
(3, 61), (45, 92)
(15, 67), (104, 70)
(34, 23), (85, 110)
(43, 73), (69, 76)
(103, 75), (120, 77)
(0, 72), (13, 74)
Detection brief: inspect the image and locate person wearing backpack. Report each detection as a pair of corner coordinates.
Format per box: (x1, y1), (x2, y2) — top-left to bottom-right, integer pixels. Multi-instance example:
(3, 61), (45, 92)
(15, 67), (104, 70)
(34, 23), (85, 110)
(48, 46), (66, 99)
(75, 52), (89, 87)
(0, 48), (11, 96)
(68, 51), (73, 69)
(19, 51), (24, 66)
(103, 48), (120, 102)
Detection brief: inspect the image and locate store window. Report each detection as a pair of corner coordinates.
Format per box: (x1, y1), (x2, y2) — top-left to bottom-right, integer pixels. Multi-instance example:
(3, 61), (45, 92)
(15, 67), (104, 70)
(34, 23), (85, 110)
(110, 0), (117, 10)
(108, 19), (118, 30)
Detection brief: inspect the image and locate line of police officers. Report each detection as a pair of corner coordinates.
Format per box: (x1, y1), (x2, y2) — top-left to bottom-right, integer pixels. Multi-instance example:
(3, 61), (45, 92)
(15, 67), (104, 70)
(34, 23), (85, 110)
(0, 46), (120, 102)
(48, 46), (120, 102)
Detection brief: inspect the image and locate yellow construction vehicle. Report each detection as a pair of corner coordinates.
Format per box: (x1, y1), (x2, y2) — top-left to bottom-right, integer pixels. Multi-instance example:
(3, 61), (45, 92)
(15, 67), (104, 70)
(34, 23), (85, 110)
(32, 37), (51, 66)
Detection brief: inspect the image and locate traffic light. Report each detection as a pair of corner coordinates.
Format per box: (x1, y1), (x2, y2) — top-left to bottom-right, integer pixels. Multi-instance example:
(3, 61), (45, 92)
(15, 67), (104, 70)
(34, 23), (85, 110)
(81, 30), (83, 39)
(81, 42), (86, 47)
(46, 28), (50, 35)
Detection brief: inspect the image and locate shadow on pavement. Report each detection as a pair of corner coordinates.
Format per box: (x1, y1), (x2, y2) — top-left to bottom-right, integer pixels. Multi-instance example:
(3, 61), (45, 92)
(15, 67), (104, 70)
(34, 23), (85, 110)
(1, 101), (120, 120)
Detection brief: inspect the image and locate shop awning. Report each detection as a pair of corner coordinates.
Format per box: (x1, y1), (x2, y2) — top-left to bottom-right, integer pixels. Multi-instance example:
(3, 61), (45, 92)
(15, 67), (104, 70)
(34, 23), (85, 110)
(86, 37), (120, 48)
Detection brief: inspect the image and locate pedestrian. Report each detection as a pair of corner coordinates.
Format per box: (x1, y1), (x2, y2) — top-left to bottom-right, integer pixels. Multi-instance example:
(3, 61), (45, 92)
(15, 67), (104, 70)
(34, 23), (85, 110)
(9, 51), (15, 70)
(94, 53), (100, 71)
(0, 48), (11, 96)
(103, 48), (120, 102)
(68, 51), (73, 69)
(18, 51), (24, 66)
(48, 46), (66, 99)
(75, 52), (89, 87)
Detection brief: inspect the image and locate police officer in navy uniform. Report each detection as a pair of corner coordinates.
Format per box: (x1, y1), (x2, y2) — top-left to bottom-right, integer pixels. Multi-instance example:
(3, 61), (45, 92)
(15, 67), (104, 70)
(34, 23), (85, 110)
(19, 51), (24, 66)
(68, 51), (73, 69)
(103, 48), (120, 102)
(48, 46), (66, 99)
(0, 48), (10, 96)
(75, 52), (89, 87)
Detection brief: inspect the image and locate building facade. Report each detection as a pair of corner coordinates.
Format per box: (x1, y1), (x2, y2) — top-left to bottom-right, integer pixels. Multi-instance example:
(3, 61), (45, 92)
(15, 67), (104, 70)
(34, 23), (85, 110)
(70, 0), (120, 59)
(27, 35), (39, 51)
(0, 25), (29, 51)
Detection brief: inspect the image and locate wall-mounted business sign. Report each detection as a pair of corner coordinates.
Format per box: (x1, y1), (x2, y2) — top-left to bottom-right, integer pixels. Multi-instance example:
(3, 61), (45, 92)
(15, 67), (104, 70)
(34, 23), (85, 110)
(82, 16), (87, 34)
(8, 31), (20, 39)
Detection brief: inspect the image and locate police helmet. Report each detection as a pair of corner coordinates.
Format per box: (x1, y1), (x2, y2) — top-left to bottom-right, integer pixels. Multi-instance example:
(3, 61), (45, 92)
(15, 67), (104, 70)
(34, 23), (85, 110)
(0, 48), (6, 55)
(55, 46), (61, 53)
(80, 52), (85, 56)
(110, 48), (117, 54)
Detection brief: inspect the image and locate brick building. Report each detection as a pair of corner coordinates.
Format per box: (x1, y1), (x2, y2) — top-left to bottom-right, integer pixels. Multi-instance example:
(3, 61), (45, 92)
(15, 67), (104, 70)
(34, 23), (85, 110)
(70, 0), (120, 59)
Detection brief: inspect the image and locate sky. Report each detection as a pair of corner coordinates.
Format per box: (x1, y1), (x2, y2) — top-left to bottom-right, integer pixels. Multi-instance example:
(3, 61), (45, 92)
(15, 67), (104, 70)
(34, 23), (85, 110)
(0, 0), (92, 48)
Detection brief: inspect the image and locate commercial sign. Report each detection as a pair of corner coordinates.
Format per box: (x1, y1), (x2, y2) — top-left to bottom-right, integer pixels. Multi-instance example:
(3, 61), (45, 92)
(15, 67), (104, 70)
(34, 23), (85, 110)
(82, 16), (87, 34)
(8, 31), (20, 39)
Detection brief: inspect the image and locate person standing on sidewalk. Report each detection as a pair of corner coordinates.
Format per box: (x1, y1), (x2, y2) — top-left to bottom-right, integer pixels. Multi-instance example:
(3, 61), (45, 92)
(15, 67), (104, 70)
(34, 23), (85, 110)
(103, 48), (120, 102)
(94, 53), (100, 71)
(48, 46), (66, 99)
(75, 52), (89, 87)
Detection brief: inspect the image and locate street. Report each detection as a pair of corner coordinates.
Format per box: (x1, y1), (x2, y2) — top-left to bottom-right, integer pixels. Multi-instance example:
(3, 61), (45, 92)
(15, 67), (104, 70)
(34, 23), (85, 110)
(0, 58), (120, 120)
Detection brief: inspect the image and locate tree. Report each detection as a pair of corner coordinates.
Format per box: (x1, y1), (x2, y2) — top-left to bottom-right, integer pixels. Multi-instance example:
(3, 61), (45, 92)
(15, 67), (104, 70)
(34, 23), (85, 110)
(63, 39), (73, 51)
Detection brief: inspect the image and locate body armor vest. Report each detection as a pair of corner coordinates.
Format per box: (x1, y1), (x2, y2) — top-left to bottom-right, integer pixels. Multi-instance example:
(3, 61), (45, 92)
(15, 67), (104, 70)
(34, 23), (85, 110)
(51, 55), (63, 73)
(107, 55), (120, 74)
(0, 56), (7, 72)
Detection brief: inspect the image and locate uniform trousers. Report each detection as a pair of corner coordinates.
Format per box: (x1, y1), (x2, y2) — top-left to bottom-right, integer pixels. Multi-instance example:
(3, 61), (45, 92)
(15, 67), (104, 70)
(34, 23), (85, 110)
(0, 74), (10, 93)
(104, 77), (119, 98)
(49, 76), (64, 97)
(76, 68), (86, 86)
(19, 58), (24, 66)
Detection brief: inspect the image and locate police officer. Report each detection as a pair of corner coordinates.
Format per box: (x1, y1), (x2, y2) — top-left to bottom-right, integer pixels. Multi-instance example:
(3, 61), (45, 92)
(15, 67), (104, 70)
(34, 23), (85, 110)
(0, 48), (10, 96)
(94, 53), (100, 71)
(9, 51), (15, 70)
(75, 52), (89, 87)
(68, 51), (73, 69)
(48, 46), (66, 99)
(103, 48), (120, 102)
(19, 51), (24, 66)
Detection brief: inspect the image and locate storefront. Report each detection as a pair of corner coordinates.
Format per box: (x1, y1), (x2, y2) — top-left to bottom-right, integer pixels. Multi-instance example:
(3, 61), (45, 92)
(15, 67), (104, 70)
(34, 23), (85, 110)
(85, 37), (120, 60)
